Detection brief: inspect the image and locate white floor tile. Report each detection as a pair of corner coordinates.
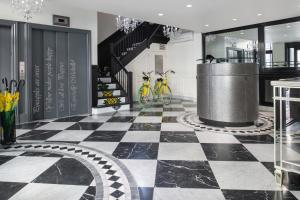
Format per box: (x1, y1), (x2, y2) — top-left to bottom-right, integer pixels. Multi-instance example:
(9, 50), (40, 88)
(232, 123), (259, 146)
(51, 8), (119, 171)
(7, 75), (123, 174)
(80, 115), (111, 123)
(36, 122), (75, 130)
(97, 123), (132, 131)
(79, 141), (119, 154)
(142, 108), (163, 112)
(121, 159), (157, 187)
(209, 161), (281, 190)
(0, 157), (60, 183)
(16, 129), (31, 137)
(134, 117), (162, 123)
(9, 183), (87, 200)
(153, 188), (225, 200)
(291, 191), (300, 199)
(121, 131), (160, 143)
(196, 132), (240, 144)
(163, 112), (185, 117)
(161, 123), (194, 132)
(47, 130), (93, 142)
(114, 111), (140, 117)
(158, 143), (207, 161)
(0, 151), (25, 156)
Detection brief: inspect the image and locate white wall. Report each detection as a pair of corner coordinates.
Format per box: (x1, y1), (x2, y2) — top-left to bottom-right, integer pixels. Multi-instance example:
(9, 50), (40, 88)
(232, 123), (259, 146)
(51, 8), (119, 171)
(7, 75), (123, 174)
(126, 33), (202, 101)
(0, 1), (98, 65)
(97, 12), (117, 44)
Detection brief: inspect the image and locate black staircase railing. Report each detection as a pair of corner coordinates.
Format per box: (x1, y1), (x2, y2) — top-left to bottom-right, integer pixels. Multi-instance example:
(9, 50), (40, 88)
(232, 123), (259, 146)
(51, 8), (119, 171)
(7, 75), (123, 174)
(94, 21), (169, 109)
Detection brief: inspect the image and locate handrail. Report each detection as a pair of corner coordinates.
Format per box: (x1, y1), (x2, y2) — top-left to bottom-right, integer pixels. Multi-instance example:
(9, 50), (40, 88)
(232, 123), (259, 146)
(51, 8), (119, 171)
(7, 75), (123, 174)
(147, 24), (160, 47)
(111, 53), (129, 74)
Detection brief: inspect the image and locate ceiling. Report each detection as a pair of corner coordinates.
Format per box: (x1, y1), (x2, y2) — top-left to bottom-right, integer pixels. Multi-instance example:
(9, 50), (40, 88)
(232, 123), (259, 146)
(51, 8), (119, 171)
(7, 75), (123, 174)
(53, 0), (300, 32)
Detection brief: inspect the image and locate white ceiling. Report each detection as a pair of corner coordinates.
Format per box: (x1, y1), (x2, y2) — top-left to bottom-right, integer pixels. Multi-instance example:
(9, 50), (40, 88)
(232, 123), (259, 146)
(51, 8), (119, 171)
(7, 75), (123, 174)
(53, 0), (300, 32)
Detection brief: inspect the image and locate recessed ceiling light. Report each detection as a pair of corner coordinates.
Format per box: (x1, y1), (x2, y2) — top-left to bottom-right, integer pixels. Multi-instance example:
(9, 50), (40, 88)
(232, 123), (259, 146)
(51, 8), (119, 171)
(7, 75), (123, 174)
(186, 4), (193, 8)
(265, 28), (269, 31)
(232, 18), (238, 21)
(158, 13), (164, 16)
(257, 13), (263, 16)
(287, 25), (291, 28)
(284, 34), (288, 37)
(240, 32), (245, 35)
(204, 24), (209, 27)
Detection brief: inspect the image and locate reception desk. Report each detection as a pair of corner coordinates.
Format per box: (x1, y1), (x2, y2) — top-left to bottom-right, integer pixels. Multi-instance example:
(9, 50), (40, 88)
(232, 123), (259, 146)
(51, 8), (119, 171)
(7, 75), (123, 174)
(197, 63), (259, 127)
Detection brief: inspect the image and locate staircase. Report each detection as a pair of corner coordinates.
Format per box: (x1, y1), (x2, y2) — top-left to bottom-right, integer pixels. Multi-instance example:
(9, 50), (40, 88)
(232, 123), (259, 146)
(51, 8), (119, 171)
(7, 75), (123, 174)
(92, 22), (169, 114)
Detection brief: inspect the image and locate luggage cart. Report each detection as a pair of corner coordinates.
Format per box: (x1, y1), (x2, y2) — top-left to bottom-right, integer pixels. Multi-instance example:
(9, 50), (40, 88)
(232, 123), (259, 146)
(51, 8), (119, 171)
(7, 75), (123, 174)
(272, 78), (300, 185)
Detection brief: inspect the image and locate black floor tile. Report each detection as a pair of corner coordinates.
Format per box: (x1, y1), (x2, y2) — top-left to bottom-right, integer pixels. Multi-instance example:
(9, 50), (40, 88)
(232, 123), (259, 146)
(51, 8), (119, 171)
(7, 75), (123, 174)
(160, 131), (199, 143)
(201, 143), (258, 161)
(112, 143), (159, 159)
(80, 186), (96, 200)
(163, 108), (185, 112)
(54, 116), (86, 122)
(139, 187), (154, 200)
(107, 116), (136, 123)
(16, 122), (48, 130)
(17, 130), (61, 140)
(0, 182), (27, 200)
(84, 131), (126, 142)
(162, 117), (178, 123)
(261, 162), (275, 175)
(139, 112), (163, 117)
(33, 158), (93, 186)
(283, 172), (300, 191)
(183, 104), (197, 108)
(234, 135), (274, 144)
(66, 122), (102, 130)
(155, 160), (219, 188)
(0, 156), (15, 165)
(222, 189), (297, 200)
(20, 152), (63, 158)
(129, 123), (161, 131)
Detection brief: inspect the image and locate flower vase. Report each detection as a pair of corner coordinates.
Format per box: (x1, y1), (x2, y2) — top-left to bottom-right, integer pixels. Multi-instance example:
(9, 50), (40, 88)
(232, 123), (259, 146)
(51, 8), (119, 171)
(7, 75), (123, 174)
(0, 110), (16, 145)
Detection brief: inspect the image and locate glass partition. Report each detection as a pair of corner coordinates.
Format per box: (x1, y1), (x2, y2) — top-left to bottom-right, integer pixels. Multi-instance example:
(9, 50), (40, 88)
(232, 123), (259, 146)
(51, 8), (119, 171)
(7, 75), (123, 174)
(205, 28), (258, 63)
(265, 22), (300, 68)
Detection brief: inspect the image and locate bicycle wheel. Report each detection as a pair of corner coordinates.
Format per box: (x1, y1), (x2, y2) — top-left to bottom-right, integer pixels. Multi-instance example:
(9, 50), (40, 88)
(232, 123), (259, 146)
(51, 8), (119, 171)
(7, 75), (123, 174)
(161, 85), (172, 105)
(138, 86), (151, 106)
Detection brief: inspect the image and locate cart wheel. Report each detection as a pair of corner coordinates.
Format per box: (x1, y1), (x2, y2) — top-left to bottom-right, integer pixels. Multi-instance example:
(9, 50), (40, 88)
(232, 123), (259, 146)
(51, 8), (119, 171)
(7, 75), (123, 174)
(275, 169), (283, 186)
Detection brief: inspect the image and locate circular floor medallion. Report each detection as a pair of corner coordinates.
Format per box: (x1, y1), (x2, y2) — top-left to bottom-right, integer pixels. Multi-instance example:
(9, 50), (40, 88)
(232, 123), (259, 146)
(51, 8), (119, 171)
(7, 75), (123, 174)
(177, 112), (274, 135)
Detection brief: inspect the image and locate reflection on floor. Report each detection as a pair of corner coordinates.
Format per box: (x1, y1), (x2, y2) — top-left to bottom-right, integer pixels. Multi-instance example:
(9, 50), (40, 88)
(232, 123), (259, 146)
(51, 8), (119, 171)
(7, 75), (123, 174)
(1, 99), (300, 200)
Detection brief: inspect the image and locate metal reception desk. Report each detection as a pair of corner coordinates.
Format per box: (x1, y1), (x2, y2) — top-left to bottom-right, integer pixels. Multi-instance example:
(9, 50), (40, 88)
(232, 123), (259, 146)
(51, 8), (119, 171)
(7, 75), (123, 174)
(197, 63), (259, 127)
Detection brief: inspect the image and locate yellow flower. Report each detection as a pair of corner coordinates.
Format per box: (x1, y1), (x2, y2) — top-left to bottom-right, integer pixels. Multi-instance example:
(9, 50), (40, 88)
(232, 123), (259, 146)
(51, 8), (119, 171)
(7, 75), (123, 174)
(4, 92), (13, 112)
(12, 92), (20, 109)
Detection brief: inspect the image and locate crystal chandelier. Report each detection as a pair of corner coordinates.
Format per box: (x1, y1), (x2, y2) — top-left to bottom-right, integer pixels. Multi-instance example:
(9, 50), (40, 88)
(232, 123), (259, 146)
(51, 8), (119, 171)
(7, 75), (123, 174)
(116, 16), (143, 34)
(163, 25), (181, 38)
(11, 0), (46, 20)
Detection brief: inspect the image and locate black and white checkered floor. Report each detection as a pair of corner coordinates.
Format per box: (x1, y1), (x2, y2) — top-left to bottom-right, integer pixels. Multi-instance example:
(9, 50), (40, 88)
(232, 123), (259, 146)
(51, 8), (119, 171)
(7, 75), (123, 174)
(1, 99), (300, 200)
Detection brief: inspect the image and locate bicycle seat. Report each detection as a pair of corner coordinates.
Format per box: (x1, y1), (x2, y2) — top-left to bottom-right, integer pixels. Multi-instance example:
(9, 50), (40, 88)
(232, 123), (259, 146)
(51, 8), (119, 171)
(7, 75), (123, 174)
(143, 77), (149, 81)
(157, 78), (163, 82)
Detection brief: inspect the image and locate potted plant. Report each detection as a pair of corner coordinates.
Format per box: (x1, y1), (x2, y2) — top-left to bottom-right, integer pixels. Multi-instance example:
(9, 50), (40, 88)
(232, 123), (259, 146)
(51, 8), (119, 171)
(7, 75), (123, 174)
(0, 79), (25, 145)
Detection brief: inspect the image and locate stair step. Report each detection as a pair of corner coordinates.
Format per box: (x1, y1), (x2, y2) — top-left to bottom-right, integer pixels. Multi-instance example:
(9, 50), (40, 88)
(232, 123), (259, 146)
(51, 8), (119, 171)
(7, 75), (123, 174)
(97, 83), (117, 90)
(98, 90), (121, 97)
(98, 77), (112, 83)
(98, 97), (126, 106)
(92, 103), (130, 114)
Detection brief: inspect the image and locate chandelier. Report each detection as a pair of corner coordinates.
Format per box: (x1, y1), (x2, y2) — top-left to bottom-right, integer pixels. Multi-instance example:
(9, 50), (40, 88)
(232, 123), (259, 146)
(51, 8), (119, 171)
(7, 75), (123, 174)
(116, 16), (143, 34)
(11, 0), (46, 20)
(163, 25), (181, 38)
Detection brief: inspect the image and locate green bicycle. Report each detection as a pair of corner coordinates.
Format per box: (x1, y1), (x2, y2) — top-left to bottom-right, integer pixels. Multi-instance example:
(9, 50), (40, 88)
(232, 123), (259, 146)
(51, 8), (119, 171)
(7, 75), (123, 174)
(153, 70), (175, 105)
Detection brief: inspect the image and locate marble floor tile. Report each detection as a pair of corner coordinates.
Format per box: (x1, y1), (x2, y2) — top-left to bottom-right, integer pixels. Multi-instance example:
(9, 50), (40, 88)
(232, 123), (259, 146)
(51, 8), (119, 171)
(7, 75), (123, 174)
(160, 131), (199, 143)
(261, 162), (275, 175)
(155, 160), (219, 188)
(291, 191), (300, 199)
(162, 116), (178, 123)
(209, 161), (281, 190)
(163, 108), (185, 112)
(66, 122), (103, 130)
(9, 183), (88, 200)
(121, 160), (157, 187)
(113, 143), (159, 159)
(158, 143), (207, 161)
(79, 115), (112, 123)
(163, 111), (185, 117)
(97, 122), (132, 131)
(289, 143), (300, 154)
(196, 132), (240, 144)
(16, 122), (49, 130)
(139, 187), (154, 200)
(81, 186), (96, 200)
(134, 116), (162, 123)
(79, 141), (119, 154)
(17, 130), (61, 141)
(234, 135), (274, 144)
(161, 123), (194, 132)
(0, 155), (15, 165)
(139, 112), (163, 116)
(83, 131), (126, 142)
(221, 189), (297, 200)
(163, 103), (184, 108)
(153, 188), (225, 200)
(201, 143), (258, 161)
(33, 158), (93, 186)
(113, 111), (140, 117)
(0, 181), (27, 200)
(53, 116), (87, 122)
(0, 151), (25, 156)
(107, 116), (136, 123)
(121, 131), (160, 143)
(36, 122), (76, 130)
(16, 129), (31, 137)
(20, 152), (63, 158)
(142, 108), (164, 112)
(0, 157), (60, 183)
(129, 123), (161, 131)
(46, 130), (93, 142)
